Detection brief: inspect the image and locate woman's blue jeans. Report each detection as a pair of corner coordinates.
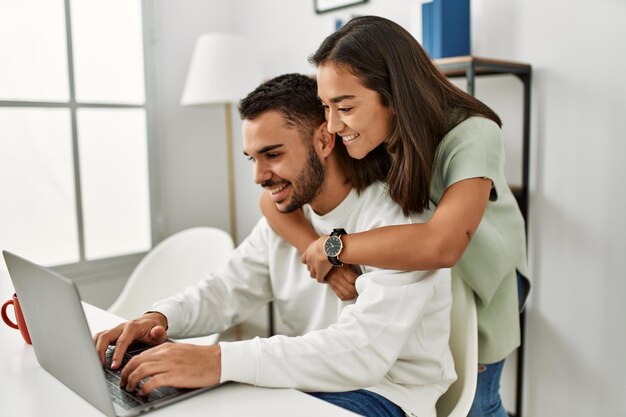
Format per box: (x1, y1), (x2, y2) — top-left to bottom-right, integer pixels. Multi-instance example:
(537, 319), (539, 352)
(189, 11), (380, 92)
(469, 271), (526, 417)
(468, 359), (509, 417)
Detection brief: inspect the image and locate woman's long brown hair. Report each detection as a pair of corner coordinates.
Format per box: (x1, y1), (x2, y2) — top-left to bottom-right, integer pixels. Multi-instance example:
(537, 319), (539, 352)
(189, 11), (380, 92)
(310, 16), (501, 215)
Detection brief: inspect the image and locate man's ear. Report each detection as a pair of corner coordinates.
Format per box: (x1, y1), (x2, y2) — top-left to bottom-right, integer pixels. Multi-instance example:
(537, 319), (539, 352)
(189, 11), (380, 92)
(314, 122), (336, 158)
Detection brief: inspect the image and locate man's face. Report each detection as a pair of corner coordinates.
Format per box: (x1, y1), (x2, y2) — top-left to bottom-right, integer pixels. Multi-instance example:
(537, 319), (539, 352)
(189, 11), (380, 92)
(243, 110), (325, 213)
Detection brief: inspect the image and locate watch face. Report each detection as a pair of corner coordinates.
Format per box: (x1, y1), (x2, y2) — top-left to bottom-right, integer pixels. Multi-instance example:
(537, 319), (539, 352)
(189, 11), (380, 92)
(324, 236), (342, 257)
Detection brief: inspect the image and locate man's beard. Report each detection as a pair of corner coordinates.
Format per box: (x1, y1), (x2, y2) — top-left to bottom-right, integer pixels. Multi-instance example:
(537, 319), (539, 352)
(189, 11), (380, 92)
(270, 146), (325, 213)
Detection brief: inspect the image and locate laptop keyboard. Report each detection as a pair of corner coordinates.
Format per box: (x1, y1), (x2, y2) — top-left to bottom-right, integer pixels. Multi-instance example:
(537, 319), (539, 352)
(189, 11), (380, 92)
(104, 344), (187, 410)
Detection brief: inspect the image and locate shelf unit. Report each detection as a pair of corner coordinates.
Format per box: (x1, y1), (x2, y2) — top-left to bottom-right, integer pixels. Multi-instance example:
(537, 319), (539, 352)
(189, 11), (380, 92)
(434, 55), (532, 417)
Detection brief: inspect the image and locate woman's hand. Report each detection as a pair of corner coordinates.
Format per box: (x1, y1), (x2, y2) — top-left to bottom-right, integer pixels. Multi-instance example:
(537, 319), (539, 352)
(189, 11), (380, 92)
(300, 235), (333, 281)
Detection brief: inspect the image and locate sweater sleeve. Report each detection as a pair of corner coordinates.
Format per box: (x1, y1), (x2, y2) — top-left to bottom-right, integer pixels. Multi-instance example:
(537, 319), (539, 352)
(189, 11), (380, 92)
(219, 267), (448, 391)
(153, 219), (273, 338)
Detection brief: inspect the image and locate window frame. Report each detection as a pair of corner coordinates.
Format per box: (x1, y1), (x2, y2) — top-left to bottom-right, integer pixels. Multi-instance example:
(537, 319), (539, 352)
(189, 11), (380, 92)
(0, 0), (158, 279)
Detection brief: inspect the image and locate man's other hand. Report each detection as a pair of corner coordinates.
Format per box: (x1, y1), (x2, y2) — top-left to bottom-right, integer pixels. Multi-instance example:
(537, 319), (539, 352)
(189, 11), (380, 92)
(325, 265), (360, 301)
(93, 312), (168, 369)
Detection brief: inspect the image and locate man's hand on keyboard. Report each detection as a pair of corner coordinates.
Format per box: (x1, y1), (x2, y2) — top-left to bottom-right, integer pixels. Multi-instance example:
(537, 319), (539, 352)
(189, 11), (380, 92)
(94, 312), (169, 369)
(120, 343), (221, 395)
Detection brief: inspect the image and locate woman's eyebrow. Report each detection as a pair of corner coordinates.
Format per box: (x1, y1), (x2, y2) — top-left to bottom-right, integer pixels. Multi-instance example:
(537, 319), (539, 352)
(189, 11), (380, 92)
(318, 94), (356, 104)
(330, 94), (356, 104)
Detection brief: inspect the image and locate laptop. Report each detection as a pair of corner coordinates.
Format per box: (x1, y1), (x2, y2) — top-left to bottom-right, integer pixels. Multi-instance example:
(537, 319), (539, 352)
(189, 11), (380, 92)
(3, 250), (221, 417)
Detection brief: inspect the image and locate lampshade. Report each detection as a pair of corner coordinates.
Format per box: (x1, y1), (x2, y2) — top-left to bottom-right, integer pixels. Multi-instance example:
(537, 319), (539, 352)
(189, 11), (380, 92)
(181, 33), (263, 105)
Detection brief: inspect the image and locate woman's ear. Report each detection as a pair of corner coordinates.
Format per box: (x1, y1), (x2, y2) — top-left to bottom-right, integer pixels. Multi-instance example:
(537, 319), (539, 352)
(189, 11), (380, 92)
(314, 122), (336, 158)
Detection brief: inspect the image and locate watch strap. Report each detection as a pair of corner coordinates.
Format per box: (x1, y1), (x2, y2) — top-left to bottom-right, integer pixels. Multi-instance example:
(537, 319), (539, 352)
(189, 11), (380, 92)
(328, 253), (343, 266)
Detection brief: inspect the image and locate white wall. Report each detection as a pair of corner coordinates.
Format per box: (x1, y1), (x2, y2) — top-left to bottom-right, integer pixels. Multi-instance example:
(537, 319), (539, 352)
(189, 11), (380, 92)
(233, 0), (421, 77)
(147, 0), (626, 415)
(149, 0), (238, 241)
(472, 1), (626, 415)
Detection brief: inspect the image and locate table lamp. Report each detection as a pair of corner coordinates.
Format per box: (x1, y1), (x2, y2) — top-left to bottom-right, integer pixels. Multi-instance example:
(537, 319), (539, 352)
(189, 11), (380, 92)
(181, 33), (262, 244)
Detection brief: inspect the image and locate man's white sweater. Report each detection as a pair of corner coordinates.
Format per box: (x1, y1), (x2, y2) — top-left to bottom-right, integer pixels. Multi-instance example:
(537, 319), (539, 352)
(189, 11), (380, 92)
(154, 181), (456, 417)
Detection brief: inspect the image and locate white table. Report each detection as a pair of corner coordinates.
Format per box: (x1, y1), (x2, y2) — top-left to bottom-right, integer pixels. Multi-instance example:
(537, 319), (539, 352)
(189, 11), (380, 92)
(0, 271), (357, 416)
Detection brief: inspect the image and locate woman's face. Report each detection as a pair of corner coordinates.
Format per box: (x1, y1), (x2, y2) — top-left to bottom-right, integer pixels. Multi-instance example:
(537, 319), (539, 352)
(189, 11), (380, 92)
(317, 63), (393, 160)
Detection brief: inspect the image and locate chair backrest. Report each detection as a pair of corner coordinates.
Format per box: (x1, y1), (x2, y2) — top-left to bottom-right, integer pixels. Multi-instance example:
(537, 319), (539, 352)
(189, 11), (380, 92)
(108, 227), (234, 319)
(436, 276), (478, 417)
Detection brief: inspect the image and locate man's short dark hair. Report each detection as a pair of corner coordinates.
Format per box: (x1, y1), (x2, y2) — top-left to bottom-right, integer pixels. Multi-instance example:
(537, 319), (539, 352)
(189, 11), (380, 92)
(238, 73), (324, 138)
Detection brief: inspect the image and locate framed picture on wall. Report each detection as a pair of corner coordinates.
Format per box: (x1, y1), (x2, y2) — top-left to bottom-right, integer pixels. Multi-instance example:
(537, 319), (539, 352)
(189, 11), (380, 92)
(314, 0), (368, 14)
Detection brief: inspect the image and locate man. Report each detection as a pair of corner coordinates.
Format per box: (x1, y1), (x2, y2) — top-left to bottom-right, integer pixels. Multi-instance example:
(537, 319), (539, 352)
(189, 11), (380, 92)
(94, 74), (455, 417)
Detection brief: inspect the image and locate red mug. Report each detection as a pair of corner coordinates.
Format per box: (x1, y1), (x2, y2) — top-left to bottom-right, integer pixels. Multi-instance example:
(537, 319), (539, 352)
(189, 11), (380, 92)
(2, 293), (32, 344)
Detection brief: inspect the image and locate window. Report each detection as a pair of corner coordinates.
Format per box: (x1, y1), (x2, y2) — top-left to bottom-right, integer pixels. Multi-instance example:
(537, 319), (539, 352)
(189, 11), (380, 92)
(0, 0), (152, 272)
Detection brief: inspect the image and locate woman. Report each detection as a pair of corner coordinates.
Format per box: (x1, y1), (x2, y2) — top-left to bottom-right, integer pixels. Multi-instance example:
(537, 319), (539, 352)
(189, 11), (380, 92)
(261, 16), (530, 417)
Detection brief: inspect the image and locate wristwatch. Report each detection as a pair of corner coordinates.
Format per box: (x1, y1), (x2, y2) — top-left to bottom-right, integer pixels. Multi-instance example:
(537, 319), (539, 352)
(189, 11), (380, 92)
(323, 228), (347, 266)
